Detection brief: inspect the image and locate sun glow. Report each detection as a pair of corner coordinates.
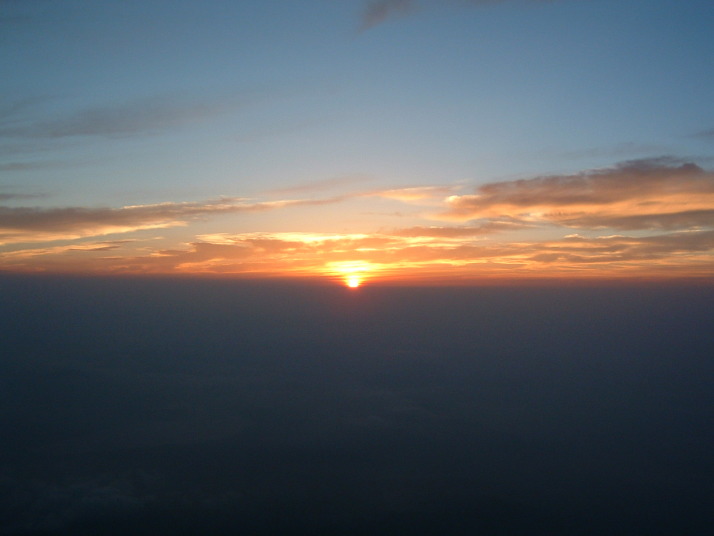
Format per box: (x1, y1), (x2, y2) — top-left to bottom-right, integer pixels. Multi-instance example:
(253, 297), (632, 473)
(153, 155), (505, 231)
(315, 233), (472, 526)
(346, 275), (362, 288)
(327, 260), (375, 288)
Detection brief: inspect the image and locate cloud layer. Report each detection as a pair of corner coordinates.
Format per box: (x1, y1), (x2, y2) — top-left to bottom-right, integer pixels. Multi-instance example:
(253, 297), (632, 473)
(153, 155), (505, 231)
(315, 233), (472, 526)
(0, 196), (341, 245)
(2, 158), (713, 281)
(444, 159), (714, 230)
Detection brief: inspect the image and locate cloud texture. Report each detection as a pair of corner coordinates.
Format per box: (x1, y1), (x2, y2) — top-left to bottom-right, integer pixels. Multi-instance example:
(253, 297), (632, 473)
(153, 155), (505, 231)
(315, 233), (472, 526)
(0, 196), (341, 245)
(2, 158), (713, 281)
(444, 159), (714, 230)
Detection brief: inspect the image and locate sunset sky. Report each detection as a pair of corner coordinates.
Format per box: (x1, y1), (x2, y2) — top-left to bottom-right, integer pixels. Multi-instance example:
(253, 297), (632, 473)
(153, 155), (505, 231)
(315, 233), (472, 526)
(2, 0), (714, 284)
(3, 4), (714, 533)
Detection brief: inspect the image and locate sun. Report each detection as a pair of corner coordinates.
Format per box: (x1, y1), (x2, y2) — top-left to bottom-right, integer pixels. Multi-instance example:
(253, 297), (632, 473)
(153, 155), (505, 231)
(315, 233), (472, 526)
(346, 275), (362, 288)
(327, 260), (375, 288)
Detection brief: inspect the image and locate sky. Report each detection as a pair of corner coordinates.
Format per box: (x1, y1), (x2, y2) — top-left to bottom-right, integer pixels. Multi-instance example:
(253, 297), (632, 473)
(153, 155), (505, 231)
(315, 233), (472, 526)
(3, 4), (714, 533)
(2, 0), (714, 284)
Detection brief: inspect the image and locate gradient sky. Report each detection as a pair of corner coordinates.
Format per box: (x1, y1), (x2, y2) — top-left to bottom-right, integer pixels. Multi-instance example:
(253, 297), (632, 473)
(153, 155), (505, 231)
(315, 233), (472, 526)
(2, 0), (714, 284)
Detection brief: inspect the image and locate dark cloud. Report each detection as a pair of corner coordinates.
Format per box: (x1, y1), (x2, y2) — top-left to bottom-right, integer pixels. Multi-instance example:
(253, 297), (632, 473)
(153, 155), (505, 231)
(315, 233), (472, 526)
(559, 209), (714, 231)
(359, 0), (557, 30)
(360, 0), (415, 31)
(530, 230), (714, 265)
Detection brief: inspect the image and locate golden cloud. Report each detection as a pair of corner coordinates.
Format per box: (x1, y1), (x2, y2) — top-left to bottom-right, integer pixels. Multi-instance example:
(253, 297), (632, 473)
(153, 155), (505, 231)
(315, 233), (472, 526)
(4, 227), (711, 283)
(0, 196), (343, 245)
(443, 160), (714, 230)
(2, 159), (713, 282)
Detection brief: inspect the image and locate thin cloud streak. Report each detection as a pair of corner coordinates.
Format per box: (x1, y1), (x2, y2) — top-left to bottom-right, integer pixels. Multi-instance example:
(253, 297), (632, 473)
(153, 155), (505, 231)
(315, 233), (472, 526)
(360, 0), (415, 31)
(391, 220), (531, 237)
(0, 93), (257, 140)
(266, 175), (373, 196)
(4, 227), (712, 281)
(359, 0), (557, 30)
(366, 185), (458, 202)
(0, 196), (344, 245)
(0, 192), (45, 202)
(693, 128), (714, 140)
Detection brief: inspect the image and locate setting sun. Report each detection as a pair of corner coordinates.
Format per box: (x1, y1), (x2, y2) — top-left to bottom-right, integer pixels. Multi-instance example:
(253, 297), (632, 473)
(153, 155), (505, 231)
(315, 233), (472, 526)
(326, 260), (376, 288)
(346, 275), (362, 288)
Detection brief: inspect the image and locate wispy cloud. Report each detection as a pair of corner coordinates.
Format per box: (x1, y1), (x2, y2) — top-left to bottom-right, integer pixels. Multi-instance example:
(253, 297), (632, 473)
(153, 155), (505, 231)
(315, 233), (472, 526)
(0, 196), (343, 245)
(693, 128), (714, 140)
(443, 158), (714, 230)
(391, 220), (530, 237)
(0, 93), (255, 140)
(266, 175), (372, 196)
(2, 159), (713, 281)
(0, 192), (45, 202)
(367, 185), (457, 202)
(359, 0), (557, 30)
(559, 142), (673, 161)
(360, 0), (415, 31)
(0, 160), (66, 171)
(6, 225), (711, 282)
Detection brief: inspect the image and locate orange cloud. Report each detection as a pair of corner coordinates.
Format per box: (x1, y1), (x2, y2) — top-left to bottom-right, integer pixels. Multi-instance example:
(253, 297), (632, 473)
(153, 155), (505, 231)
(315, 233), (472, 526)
(5, 227), (710, 283)
(2, 159), (713, 283)
(443, 160), (714, 231)
(0, 196), (343, 245)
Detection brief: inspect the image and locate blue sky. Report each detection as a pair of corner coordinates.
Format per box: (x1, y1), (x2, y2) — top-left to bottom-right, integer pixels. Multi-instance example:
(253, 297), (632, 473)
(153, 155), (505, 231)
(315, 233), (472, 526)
(2, 0), (714, 281)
